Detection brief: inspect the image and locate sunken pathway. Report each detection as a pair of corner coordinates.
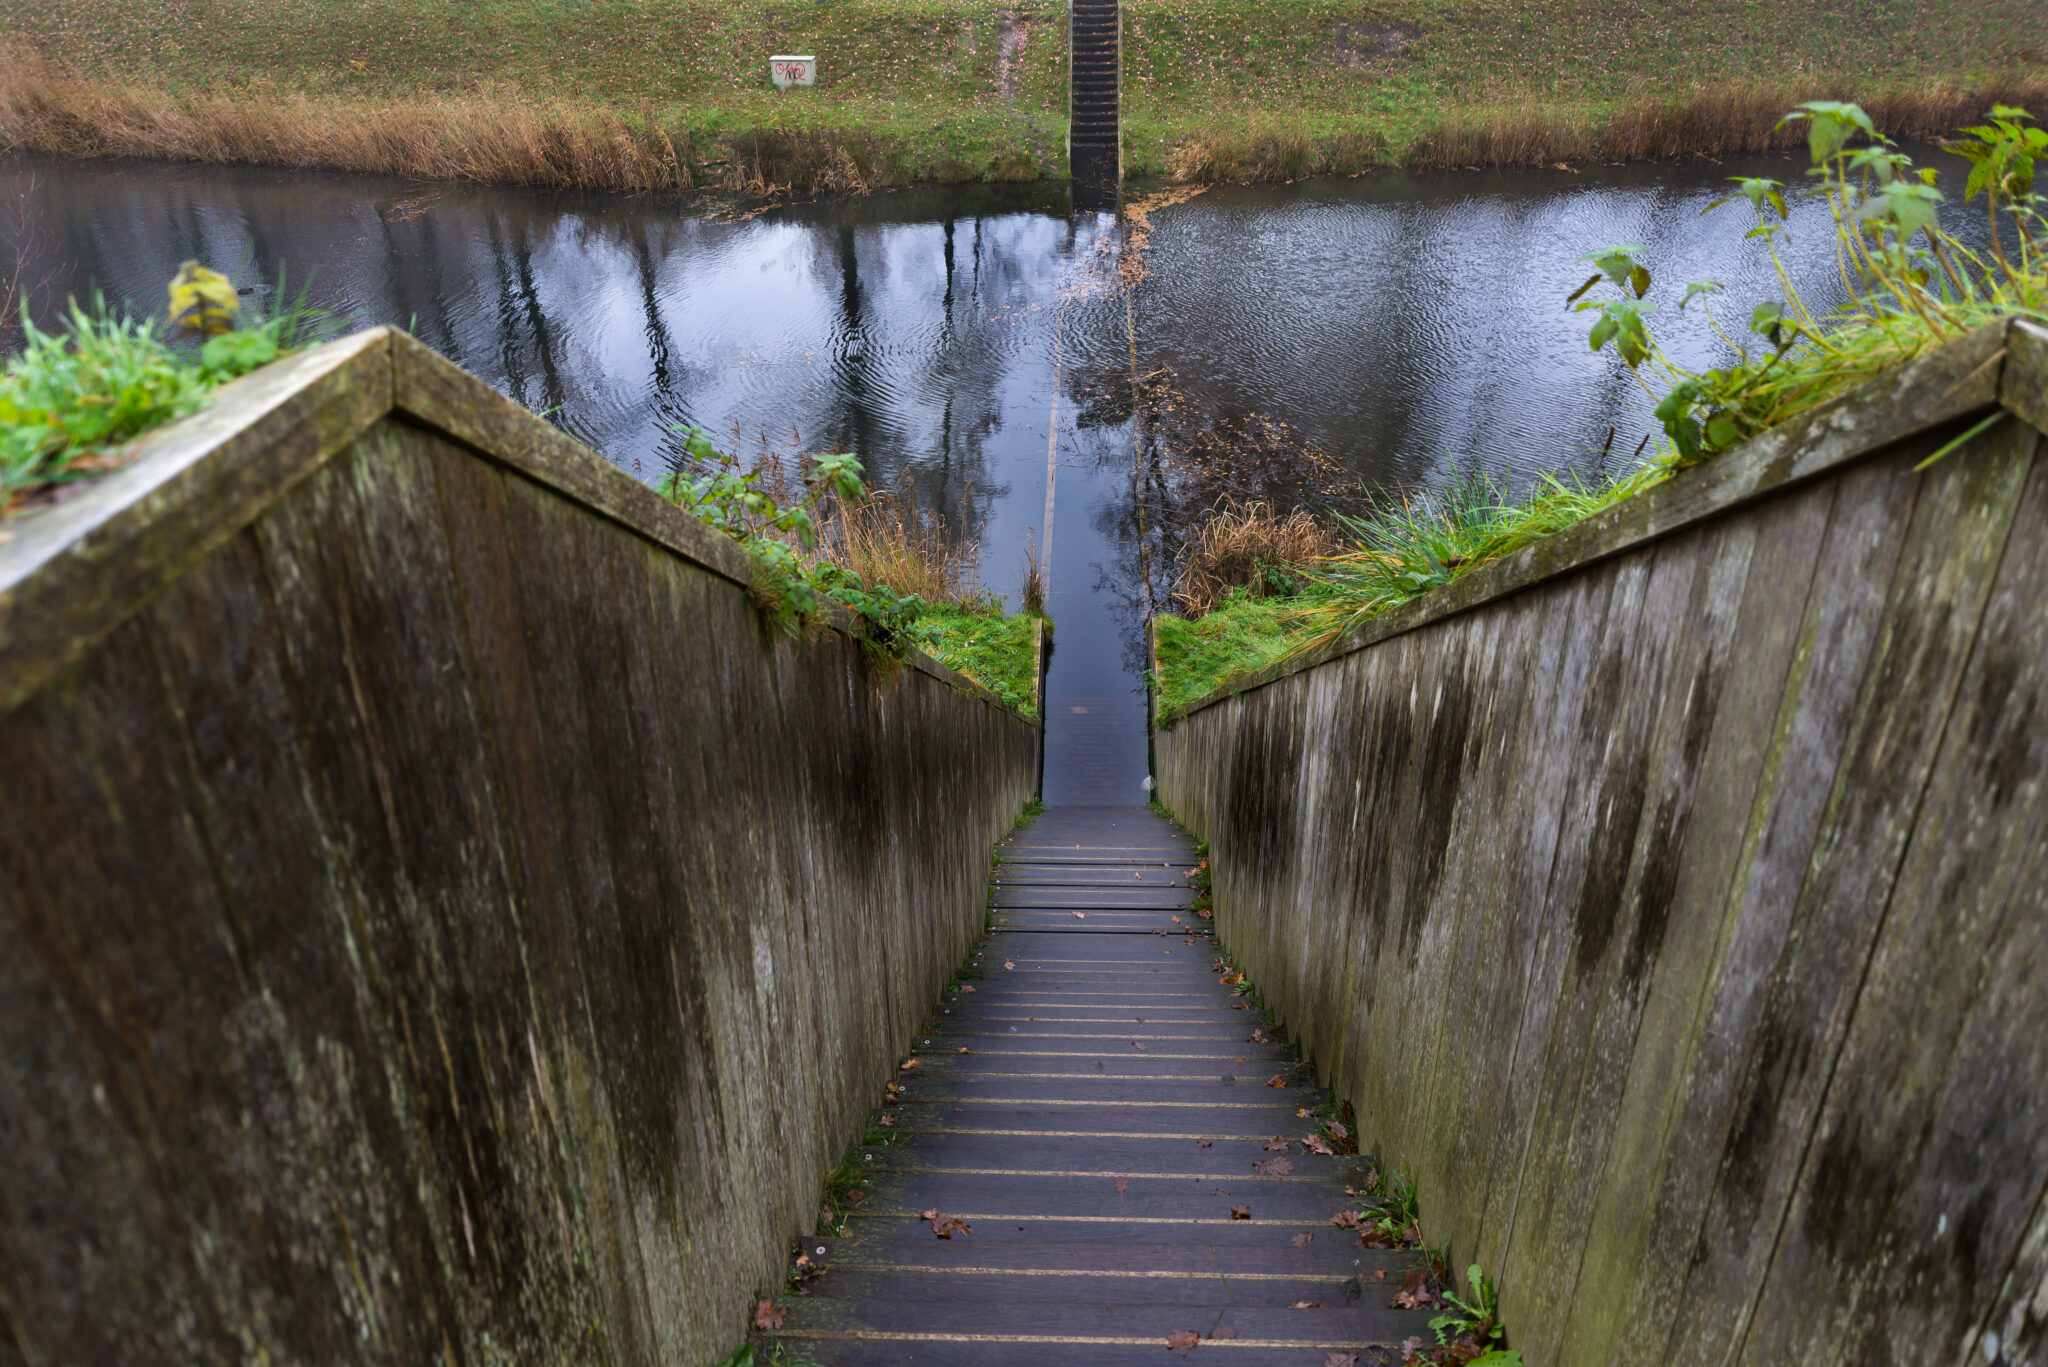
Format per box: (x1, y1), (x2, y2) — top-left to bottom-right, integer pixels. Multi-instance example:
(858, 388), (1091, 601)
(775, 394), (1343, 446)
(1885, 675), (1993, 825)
(774, 805), (1434, 1364)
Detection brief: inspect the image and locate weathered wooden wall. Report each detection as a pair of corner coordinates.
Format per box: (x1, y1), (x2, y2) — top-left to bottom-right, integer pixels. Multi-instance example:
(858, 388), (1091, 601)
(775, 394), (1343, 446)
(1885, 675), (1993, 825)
(1154, 321), (2048, 1367)
(0, 330), (1040, 1367)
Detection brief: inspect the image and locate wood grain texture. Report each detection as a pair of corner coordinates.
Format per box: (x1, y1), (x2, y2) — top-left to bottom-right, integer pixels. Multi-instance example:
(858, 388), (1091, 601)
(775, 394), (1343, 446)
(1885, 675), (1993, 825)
(0, 341), (1040, 1367)
(1154, 331), (2048, 1363)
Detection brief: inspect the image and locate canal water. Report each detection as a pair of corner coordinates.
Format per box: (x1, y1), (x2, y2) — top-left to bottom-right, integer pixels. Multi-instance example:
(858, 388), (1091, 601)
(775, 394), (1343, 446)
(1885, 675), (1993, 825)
(5, 151), (1983, 802)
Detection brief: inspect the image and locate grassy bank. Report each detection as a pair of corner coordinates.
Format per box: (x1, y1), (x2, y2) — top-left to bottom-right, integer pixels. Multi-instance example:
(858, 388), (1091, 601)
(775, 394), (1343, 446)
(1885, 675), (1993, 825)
(908, 603), (1044, 720)
(2, 0), (2042, 191)
(1152, 591), (1317, 722)
(1152, 101), (2048, 718)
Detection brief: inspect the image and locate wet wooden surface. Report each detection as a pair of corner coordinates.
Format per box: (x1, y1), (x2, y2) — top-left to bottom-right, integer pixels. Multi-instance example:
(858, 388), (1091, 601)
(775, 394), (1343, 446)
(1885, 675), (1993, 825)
(0, 335), (1042, 1367)
(1156, 343), (2048, 1367)
(775, 805), (1436, 1365)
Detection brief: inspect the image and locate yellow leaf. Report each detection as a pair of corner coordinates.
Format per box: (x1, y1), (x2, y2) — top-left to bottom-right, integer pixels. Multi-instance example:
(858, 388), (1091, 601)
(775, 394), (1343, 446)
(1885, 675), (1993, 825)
(167, 262), (238, 337)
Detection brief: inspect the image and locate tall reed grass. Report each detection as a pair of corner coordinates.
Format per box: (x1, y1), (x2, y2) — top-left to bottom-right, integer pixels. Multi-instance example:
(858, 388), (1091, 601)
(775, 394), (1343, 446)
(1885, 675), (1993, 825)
(1165, 77), (2048, 183)
(1172, 499), (1339, 615)
(0, 54), (911, 195)
(818, 483), (983, 607)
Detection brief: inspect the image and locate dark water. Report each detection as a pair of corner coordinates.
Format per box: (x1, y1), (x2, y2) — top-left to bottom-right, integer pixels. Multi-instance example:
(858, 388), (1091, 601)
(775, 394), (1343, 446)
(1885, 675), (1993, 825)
(5, 151), (1984, 802)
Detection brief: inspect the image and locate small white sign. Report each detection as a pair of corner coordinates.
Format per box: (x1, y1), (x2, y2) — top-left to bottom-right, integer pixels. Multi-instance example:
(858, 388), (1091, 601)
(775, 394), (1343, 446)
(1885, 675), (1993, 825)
(769, 55), (816, 89)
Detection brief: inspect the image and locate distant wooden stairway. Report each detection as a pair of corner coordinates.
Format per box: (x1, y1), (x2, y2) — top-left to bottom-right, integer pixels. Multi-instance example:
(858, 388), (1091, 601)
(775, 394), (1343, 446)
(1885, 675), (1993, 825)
(1070, 0), (1121, 186)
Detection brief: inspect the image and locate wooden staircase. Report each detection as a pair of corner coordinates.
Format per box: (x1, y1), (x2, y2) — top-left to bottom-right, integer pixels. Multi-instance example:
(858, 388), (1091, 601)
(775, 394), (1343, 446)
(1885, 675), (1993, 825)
(768, 806), (1437, 1363)
(1069, 0), (1120, 186)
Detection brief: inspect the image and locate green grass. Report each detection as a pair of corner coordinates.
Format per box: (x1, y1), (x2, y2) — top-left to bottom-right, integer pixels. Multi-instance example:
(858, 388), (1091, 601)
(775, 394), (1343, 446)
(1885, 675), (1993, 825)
(907, 602), (1043, 721)
(1, 278), (326, 514)
(1117, 0), (2037, 172)
(1152, 588), (1323, 723)
(4, 0), (2039, 186)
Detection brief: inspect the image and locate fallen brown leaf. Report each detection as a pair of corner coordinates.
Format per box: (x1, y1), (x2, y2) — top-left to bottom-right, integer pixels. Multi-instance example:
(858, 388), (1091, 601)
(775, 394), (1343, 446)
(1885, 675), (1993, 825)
(1289, 1300), (1323, 1310)
(1196, 1139), (1213, 1148)
(956, 1046), (969, 1054)
(1229, 1203), (1251, 1220)
(1330, 1210), (1360, 1229)
(1292, 1232), (1314, 1247)
(1252, 1157), (1294, 1176)
(1072, 911), (1087, 919)
(898, 1058), (921, 1071)
(1132, 1041), (1148, 1050)
(960, 984), (976, 993)
(1262, 1137), (1291, 1152)
(1166, 1329), (1199, 1357)
(877, 1114), (895, 1126)
(1213, 1325), (1237, 1339)
(1004, 960), (1014, 970)
(754, 1299), (787, 1330)
(1328, 1120), (1350, 1141)
(1250, 1029), (1269, 1043)
(1400, 1336), (1424, 1363)
(922, 1209), (972, 1239)
(1324, 1354), (1359, 1367)
(1114, 1177), (1129, 1193)
(1303, 1134), (1336, 1156)
(1265, 1075), (1287, 1089)
(1171, 914), (1182, 923)
(1390, 1267), (1435, 1309)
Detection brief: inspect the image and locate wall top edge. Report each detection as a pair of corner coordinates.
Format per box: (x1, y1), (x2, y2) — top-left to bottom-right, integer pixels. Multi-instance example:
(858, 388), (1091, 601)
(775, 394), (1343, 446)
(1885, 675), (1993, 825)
(1163, 317), (2047, 726)
(0, 329), (1034, 729)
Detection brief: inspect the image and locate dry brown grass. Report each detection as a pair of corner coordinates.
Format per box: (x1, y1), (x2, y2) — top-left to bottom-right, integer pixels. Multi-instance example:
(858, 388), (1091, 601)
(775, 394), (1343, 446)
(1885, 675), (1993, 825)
(1167, 127), (1386, 183)
(0, 53), (892, 195)
(1173, 499), (1340, 617)
(1161, 76), (2048, 182)
(1413, 76), (2048, 168)
(818, 482), (982, 606)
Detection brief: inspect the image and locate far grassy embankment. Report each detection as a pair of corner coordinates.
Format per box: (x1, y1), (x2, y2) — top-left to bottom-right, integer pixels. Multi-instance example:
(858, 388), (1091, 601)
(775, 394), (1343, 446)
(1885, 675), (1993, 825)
(1, 0), (2042, 191)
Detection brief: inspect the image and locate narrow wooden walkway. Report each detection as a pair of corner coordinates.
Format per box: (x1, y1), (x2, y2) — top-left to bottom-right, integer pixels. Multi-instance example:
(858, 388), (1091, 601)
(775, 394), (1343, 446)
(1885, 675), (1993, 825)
(774, 806), (1434, 1364)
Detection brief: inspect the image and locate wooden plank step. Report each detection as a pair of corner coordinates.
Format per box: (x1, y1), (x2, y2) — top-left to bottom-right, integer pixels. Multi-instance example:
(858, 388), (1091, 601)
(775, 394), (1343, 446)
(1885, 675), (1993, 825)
(851, 1172), (1377, 1222)
(779, 1297), (1428, 1343)
(823, 1217), (1396, 1274)
(803, 1265), (1412, 1307)
(777, 1334), (1403, 1366)
(870, 1134), (1361, 1178)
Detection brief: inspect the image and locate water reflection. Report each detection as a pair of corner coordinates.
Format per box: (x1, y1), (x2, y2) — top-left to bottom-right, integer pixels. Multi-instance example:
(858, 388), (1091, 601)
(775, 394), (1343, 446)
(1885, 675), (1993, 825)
(6, 151), (1984, 802)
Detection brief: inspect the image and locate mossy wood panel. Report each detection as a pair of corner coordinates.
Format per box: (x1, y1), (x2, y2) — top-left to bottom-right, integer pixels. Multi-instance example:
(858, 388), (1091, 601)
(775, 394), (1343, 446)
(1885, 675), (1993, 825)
(1155, 377), (2048, 1364)
(0, 400), (1036, 1364)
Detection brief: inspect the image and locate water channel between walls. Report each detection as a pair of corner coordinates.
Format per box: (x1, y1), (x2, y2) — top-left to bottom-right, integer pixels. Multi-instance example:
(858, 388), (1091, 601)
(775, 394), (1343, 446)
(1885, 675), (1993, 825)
(4, 148), (1999, 798)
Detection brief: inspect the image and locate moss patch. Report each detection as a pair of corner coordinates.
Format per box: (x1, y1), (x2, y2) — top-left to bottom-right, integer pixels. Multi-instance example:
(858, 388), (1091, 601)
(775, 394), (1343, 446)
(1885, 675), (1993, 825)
(909, 604), (1042, 721)
(1153, 590), (1317, 724)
